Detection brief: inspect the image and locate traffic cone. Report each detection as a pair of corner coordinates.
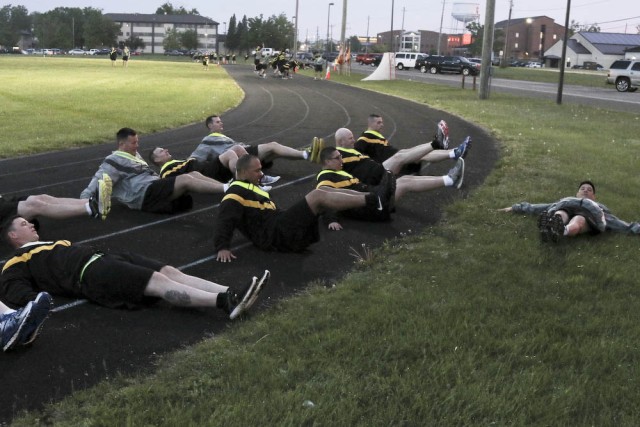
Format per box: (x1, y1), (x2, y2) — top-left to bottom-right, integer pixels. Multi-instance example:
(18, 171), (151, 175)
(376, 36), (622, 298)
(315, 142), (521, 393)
(325, 67), (330, 80)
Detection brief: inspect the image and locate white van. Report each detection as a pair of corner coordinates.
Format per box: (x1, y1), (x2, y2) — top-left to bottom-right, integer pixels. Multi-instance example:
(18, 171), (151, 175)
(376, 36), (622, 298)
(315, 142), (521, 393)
(260, 48), (275, 57)
(394, 52), (427, 70)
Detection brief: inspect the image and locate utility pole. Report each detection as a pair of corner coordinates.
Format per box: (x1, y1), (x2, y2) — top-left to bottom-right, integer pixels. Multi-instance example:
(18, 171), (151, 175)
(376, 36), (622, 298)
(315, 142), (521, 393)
(557, 0), (572, 105)
(390, 0), (395, 52)
(366, 16), (370, 53)
(293, 0), (299, 53)
(437, 0), (446, 55)
(501, 0), (513, 67)
(479, 0), (496, 99)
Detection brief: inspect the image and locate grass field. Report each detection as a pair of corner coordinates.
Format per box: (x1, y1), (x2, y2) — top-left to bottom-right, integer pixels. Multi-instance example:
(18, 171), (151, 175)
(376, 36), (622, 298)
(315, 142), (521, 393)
(8, 58), (640, 426)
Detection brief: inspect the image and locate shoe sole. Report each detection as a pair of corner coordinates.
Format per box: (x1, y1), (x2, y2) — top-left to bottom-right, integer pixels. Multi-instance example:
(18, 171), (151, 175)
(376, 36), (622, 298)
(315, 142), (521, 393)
(245, 270), (270, 312)
(21, 292), (53, 346)
(3, 303), (33, 351)
(310, 137), (320, 163)
(454, 158), (465, 189)
(537, 211), (550, 242)
(457, 136), (472, 159)
(549, 215), (565, 243)
(230, 277), (259, 320)
(98, 174), (112, 220)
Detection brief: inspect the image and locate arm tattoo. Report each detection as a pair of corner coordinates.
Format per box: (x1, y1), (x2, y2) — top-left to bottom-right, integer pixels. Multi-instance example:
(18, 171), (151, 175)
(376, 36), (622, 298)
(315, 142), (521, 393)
(164, 290), (191, 306)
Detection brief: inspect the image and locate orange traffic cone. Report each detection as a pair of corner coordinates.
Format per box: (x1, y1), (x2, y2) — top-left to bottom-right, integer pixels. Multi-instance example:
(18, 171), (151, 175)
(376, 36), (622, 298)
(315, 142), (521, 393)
(325, 67), (330, 80)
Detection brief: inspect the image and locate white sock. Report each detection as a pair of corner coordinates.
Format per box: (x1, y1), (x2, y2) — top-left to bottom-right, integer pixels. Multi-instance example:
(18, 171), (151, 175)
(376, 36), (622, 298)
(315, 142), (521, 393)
(443, 175), (454, 187)
(85, 202), (92, 215)
(223, 183), (231, 192)
(448, 150), (456, 159)
(303, 151), (309, 160)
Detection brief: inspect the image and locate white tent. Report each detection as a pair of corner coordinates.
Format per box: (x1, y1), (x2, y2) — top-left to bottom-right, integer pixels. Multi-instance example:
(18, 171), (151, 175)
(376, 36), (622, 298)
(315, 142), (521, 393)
(362, 52), (397, 81)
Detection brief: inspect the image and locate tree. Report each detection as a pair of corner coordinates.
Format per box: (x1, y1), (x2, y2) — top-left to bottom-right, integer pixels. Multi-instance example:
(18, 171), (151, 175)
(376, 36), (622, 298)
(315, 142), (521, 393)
(180, 29), (198, 50)
(569, 20), (600, 35)
(466, 22), (483, 56)
(0, 5), (31, 47)
(155, 2), (199, 15)
(123, 36), (145, 51)
(163, 28), (181, 51)
(225, 14), (239, 53)
(348, 35), (362, 53)
(81, 8), (119, 48)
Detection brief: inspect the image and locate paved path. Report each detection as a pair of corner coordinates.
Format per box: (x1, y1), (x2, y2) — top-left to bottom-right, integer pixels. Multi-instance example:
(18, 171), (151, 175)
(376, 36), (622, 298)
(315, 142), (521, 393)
(0, 65), (498, 422)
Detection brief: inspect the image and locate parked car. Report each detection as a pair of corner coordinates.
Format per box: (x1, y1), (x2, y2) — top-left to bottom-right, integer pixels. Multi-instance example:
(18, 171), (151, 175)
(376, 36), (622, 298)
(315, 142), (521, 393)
(394, 52), (427, 70)
(416, 55), (480, 76)
(356, 53), (377, 65)
(295, 52), (314, 68)
(360, 53), (382, 66)
(606, 59), (640, 92)
(95, 48), (111, 55)
(68, 48), (86, 55)
(164, 49), (185, 56)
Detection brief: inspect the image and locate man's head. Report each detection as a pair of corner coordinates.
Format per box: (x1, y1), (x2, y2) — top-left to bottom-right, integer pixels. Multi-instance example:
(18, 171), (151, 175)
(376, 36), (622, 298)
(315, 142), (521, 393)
(367, 114), (383, 132)
(319, 146), (343, 170)
(576, 180), (596, 200)
(116, 127), (139, 155)
(334, 128), (355, 148)
(236, 154), (263, 185)
(1, 216), (39, 248)
(148, 147), (172, 166)
(205, 115), (223, 133)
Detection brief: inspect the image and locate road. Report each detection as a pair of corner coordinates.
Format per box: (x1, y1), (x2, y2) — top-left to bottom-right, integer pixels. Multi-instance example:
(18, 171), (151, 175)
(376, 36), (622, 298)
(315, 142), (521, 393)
(352, 63), (640, 113)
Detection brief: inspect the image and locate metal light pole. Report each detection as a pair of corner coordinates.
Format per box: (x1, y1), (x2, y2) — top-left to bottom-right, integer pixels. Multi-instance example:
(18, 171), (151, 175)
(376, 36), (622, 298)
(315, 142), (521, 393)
(501, 0), (513, 67)
(326, 2), (334, 56)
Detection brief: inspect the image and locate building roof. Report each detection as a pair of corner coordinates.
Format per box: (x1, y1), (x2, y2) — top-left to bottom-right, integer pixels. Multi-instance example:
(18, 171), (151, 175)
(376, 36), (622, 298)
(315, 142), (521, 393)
(579, 31), (640, 55)
(105, 13), (218, 25)
(567, 39), (591, 54)
(495, 16), (548, 28)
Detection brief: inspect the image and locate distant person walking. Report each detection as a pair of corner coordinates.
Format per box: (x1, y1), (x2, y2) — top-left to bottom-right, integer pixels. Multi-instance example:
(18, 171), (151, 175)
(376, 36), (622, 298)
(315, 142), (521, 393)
(122, 46), (130, 67)
(109, 46), (117, 66)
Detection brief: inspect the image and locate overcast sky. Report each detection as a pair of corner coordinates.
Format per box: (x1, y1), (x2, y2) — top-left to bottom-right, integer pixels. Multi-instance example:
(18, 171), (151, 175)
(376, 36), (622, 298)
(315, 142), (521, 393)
(10, 0), (640, 41)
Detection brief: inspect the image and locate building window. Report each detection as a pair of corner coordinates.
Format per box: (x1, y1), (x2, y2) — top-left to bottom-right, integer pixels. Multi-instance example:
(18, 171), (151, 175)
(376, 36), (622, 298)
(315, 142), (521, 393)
(515, 32), (519, 38)
(514, 42), (519, 49)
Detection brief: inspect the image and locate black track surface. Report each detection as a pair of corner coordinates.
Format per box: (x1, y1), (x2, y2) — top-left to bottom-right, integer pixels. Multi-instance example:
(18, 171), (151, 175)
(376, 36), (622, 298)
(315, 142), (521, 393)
(0, 65), (498, 423)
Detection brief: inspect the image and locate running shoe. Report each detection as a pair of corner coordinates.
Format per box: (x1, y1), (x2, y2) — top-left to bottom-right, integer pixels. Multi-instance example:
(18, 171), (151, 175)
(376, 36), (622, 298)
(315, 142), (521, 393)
(447, 158), (465, 189)
(90, 173), (112, 220)
(261, 175), (281, 185)
(20, 292), (53, 346)
(245, 270), (270, 311)
(433, 120), (450, 150)
(453, 136), (472, 159)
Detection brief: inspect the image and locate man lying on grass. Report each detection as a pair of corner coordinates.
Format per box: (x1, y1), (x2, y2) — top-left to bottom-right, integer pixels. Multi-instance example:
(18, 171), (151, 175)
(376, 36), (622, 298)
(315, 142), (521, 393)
(0, 216), (269, 320)
(499, 180), (640, 242)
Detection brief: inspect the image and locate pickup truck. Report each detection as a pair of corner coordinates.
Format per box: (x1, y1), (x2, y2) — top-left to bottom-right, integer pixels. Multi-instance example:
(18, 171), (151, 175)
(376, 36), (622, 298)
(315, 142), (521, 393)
(415, 55), (480, 76)
(606, 59), (640, 92)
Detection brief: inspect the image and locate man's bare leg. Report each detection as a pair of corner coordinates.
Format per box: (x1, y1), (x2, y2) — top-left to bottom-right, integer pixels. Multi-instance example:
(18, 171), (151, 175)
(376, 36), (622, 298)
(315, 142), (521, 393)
(159, 266), (228, 293)
(257, 141), (306, 163)
(394, 176), (445, 201)
(382, 143), (436, 175)
(17, 195), (90, 220)
(172, 172), (224, 198)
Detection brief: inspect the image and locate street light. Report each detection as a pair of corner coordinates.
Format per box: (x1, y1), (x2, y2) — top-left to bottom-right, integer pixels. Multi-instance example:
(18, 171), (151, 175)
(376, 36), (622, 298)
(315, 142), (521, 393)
(326, 2), (334, 57)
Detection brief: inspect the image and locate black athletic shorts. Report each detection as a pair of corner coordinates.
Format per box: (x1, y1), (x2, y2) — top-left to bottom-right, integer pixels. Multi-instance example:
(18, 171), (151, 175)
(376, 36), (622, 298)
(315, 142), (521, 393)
(268, 199), (320, 252)
(245, 145), (274, 170)
(194, 158), (233, 183)
(142, 178), (193, 214)
(80, 252), (164, 308)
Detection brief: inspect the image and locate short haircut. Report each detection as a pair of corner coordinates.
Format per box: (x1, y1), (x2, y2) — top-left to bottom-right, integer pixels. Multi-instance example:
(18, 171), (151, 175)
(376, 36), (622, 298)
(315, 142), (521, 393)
(319, 146), (339, 164)
(0, 215), (20, 247)
(334, 128), (351, 143)
(205, 115), (219, 128)
(116, 127), (137, 144)
(578, 180), (596, 194)
(148, 147), (162, 166)
(236, 154), (259, 175)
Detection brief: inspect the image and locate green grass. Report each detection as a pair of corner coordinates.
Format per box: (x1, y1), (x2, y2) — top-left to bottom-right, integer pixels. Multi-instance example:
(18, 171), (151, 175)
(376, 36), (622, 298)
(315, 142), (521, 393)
(9, 62), (640, 426)
(491, 66), (608, 87)
(0, 56), (242, 157)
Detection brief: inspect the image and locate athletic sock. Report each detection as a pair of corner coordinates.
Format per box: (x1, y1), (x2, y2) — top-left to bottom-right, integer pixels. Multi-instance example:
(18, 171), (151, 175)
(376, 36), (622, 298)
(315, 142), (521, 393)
(443, 175), (454, 187)
(85, 202), (92, 215)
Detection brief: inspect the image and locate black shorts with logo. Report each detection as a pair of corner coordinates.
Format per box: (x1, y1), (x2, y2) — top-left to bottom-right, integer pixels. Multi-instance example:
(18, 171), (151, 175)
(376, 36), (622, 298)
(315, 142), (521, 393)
(141, 178), (193, 214)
